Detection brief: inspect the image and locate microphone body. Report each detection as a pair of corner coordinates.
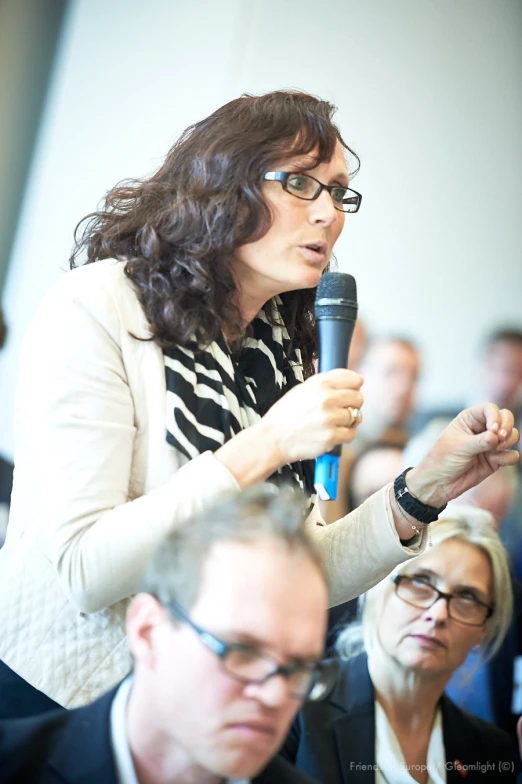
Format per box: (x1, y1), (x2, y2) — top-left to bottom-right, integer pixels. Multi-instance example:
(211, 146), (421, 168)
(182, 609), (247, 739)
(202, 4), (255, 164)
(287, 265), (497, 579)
(314, 273), (358, 501)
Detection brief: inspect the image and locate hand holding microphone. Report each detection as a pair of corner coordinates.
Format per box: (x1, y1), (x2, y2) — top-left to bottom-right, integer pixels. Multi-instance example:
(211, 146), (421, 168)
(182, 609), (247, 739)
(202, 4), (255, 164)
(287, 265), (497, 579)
(260, 368), (363, 466)
(217, 272), (363, 490)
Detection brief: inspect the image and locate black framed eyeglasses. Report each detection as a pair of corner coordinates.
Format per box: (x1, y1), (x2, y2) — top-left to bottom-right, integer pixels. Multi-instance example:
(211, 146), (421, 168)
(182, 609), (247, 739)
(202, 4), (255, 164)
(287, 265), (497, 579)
(392, 574), (494, 627)
(163, 600), (336, 701)
(263, 172), (362, 214)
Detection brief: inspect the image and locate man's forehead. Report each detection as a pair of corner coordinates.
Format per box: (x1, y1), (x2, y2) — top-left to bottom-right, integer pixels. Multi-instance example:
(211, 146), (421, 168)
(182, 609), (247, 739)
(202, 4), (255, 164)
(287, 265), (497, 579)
(190, 538), (326, 656)
(196, 538), (323, 599)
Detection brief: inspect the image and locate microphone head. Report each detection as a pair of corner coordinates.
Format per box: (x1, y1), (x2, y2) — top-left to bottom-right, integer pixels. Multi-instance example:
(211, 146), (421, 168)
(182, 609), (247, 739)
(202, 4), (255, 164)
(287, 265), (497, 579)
(315, 272), (358, 321)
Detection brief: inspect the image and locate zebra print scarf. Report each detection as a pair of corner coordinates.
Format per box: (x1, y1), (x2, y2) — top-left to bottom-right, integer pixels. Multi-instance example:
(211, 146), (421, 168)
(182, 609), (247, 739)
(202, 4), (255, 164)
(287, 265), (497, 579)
(163, 299), (315, 502)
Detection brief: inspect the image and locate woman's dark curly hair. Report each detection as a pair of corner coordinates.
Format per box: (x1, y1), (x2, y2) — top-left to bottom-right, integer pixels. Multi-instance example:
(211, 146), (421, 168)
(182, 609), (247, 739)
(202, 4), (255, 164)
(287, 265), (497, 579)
(70, 90), (359, 377)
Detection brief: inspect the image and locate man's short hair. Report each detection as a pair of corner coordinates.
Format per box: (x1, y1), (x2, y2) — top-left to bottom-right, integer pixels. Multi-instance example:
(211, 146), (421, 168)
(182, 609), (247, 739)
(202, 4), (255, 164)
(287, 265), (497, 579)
(0, 309), (6, 350)
(484, 327), (522, 352)
(140, 483), (325, 614)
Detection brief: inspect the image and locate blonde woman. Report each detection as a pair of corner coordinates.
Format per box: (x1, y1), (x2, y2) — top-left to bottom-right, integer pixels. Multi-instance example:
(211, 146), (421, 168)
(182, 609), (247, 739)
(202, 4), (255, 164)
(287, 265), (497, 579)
(282, 509), (518, 783)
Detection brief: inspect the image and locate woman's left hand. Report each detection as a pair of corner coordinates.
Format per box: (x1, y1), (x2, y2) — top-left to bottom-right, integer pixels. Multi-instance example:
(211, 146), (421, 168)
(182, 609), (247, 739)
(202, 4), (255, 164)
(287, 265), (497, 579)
(406, 403), (519, 508)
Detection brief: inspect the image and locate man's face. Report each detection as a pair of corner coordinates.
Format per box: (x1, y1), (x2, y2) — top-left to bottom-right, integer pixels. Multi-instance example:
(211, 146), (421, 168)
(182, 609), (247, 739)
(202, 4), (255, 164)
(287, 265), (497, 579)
(483, 340), (522, 410)
(361, 340), (420, 426)
(136, 539), (327, 780)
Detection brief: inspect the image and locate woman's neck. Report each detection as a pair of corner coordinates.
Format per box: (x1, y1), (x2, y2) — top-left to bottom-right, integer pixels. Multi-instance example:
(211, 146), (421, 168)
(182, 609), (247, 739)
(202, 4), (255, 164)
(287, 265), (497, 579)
(368, 650), (448, 733)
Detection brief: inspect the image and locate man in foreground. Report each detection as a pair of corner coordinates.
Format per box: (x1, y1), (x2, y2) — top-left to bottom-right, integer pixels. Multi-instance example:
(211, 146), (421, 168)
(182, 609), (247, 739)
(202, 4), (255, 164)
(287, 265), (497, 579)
(0, 484), (330, 783)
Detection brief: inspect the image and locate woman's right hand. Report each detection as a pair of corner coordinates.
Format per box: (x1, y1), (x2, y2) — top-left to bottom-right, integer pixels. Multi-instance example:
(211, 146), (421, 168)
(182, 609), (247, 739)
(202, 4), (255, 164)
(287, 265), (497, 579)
(260, 368), (364, 465)
(215, 369), (364, 488)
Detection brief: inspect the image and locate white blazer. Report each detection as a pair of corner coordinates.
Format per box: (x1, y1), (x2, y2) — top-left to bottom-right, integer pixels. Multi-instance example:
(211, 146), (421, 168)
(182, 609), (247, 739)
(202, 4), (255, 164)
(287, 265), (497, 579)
(0, 260), (425, 707)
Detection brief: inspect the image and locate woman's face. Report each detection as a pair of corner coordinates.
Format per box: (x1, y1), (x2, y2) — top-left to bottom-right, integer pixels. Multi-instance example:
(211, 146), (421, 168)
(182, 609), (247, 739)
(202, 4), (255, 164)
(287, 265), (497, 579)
(377, 538), (492, 678)
(231, 140), (348, 313)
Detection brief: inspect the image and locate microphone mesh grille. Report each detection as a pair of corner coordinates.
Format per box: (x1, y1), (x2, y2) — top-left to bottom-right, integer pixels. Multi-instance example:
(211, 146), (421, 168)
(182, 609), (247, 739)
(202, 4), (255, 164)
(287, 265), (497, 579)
(316, 272), (357, 301)
(315, 273), (358, 320)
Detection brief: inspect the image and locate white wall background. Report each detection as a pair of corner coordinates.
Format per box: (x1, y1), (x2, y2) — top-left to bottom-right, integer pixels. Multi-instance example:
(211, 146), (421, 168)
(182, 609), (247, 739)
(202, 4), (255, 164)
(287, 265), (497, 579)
(1, 0), (521, 457)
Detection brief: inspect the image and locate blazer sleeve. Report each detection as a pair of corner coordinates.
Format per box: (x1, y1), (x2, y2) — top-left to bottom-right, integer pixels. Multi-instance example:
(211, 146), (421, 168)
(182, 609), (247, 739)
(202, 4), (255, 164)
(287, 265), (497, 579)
(10, 269), (240, 613)
(306, 487), (427, 606)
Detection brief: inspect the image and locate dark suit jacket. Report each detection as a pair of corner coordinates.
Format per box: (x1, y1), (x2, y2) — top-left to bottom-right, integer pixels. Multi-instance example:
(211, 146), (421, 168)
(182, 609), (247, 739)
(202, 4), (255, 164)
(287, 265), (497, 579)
(0, 686), (320, 784)
(489, 578), (522, 745)
(280, 653), (518, 783)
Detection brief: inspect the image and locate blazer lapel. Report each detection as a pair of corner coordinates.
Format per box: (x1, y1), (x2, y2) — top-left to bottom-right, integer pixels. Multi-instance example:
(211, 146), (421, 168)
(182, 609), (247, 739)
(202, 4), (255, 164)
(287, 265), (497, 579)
(331, 654), (376, 784)
(441, 695), (483, 784)
(46, 689), (118, 784)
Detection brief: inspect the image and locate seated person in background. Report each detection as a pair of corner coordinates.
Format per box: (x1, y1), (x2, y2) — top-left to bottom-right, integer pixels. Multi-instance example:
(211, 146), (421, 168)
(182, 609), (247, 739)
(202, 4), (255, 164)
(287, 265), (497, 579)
(479, 327), (522, 577)
(327, 437), (405, 642)
(282, 511), (518, 783)
(321, 336), (420, 523)
(355, 336), (420, 444)
(0, 484), (329, 784)
(411, 326), (522, 444)
(480, 328), (522, 433)
(345, 437), (405, 514)
(348, 317), (368, 371)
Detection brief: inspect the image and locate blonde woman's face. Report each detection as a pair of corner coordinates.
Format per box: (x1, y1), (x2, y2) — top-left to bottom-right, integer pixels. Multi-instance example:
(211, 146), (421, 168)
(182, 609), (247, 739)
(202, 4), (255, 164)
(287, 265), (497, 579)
(377, 539), (493, 677)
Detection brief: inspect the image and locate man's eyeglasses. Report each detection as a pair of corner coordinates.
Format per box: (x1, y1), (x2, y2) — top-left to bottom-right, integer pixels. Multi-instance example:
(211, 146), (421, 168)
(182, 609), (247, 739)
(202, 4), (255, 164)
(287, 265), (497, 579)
(164, 600), (336, 701)
(263, 172), (362, 214)
(392, 574), (494, 627)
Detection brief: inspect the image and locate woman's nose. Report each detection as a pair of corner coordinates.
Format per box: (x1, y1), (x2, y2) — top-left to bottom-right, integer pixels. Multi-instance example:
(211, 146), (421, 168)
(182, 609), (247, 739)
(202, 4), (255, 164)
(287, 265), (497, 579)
(308, 188), (339, 225)
(423, 596), (450, 623)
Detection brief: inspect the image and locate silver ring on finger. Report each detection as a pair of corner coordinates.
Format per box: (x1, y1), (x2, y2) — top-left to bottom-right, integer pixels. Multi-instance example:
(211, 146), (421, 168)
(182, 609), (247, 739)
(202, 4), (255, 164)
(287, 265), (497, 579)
(348, 406), (361, 427)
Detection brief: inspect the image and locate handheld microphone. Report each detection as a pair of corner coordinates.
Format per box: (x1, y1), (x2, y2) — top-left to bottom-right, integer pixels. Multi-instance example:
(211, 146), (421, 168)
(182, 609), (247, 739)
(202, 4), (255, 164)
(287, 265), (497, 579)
(314, 272), (358, 501)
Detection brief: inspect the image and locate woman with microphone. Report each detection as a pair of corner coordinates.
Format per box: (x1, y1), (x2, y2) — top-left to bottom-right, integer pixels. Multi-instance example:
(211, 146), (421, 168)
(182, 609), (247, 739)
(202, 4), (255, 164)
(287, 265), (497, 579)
(0, 90), (518, 717)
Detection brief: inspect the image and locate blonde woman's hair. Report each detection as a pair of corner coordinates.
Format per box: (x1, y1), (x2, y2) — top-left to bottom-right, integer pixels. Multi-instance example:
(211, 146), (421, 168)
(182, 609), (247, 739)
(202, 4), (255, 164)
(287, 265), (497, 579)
(336, 506), (513, 662)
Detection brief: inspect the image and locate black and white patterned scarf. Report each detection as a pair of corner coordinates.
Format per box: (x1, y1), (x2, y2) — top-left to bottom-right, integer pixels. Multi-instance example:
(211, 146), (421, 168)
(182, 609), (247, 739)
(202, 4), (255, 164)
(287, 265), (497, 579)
(163, 298), (316, 507)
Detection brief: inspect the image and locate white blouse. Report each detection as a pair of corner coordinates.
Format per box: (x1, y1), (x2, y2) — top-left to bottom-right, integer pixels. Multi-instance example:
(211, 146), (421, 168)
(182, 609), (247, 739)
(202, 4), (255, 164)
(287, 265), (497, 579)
(375, 700), (446, 784)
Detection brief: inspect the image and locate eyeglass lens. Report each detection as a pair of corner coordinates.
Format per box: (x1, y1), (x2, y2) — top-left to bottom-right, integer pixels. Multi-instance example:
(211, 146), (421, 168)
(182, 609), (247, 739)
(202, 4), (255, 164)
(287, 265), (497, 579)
(284, 174), (358, 213)
(397, 577), (489, 625)
(221, 646), (325, 699)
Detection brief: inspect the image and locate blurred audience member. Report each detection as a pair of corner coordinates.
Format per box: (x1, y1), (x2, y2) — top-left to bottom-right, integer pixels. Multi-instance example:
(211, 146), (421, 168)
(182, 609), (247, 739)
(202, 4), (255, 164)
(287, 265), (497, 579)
(326, 437), (405, 643)
(321, 336), (419, 523)
(0, 308), (14, 547)
(357, 337), (420, 443)
(480, 328), (522, 418)
(346, 438), (405, 513)
(411, 326), (522, 442)
(348, 317), (368, 370)
(0, 484), (328, 783)
(478, 329), (522, 580)
(282, 512), (518, 782)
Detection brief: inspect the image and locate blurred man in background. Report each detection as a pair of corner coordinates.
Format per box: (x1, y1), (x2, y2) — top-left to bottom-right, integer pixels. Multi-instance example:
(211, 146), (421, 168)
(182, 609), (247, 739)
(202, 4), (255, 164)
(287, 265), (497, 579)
(355, 336), (420, 444)
(321, 336), (420, 523)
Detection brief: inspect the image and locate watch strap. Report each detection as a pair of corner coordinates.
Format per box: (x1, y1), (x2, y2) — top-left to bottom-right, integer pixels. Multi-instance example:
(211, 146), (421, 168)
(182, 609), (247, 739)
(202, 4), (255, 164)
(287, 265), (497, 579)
(393, 467), (447, 524)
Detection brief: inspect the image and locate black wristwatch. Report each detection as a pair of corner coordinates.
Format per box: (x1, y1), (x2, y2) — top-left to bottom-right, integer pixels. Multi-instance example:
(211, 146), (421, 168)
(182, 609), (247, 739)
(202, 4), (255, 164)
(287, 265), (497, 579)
(394, 467), (447, 524)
